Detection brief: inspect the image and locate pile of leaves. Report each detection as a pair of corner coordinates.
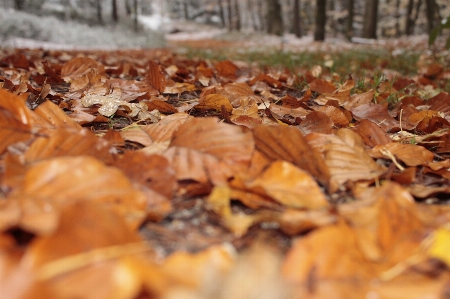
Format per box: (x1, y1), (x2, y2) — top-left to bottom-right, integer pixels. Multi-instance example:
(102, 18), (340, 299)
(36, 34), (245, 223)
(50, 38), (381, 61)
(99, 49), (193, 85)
(1, 47), (450, 299)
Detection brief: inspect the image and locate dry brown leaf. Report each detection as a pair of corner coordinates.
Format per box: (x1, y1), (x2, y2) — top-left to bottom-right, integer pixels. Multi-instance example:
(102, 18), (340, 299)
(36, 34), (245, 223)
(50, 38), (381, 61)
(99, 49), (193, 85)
(245, 161), (328, 209)
(8, 156), (147, 232)
(0, 89), (34, 154)
(313, 105), (349, 127)
(230, 96), (260, 120)
(353, 119), (391, 147)
(105, 78), (158, 101)
(339, 182), (424, 261)
(24, 202), (146, 299)
(23, 128), (113, 164)
(215, 60), (239, 79)
(298, 111), (333, 134)
(170, 117), (254, 169)
(196, 94), (233, 112)
(370, 142), (435, 166)
(61, 57), (105, 81)
(306, 128), (386, 186)
(145, 60), (166, 93)
(309, 78), (336, 94)
(343, 89), (375, 110)
(252, 125), (331, 190)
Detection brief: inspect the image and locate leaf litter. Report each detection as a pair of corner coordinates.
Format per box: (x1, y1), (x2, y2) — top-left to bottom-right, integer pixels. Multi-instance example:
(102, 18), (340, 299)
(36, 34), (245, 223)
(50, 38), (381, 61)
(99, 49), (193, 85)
(0, 47), (450, 299)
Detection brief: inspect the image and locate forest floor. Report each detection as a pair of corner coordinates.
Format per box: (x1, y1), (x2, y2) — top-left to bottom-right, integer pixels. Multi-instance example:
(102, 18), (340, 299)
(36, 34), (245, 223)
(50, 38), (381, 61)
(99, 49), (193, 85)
(1, 9), (450, 299)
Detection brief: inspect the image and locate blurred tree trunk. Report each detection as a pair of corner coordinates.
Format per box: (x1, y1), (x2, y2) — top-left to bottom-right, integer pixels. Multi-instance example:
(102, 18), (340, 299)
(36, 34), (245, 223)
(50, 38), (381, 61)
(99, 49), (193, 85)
(405, 0), (422, 35)
(266, 0), (283, 36)
(363, 0), (378, 39)
(226, 0), (233, 31)
(14, 0), (26, 10)
(233, 0), (241, 31)
(424, 0), (438, 33)
(293, 0), (302, 37)
(112, 0), (118, 22)
(346, 0), (354, 40)
(314, 0), (326, 41)
(126, 0), (132, 15)
(218, 0), (226, 28)
(183, 0), (189, 19)
(96, 0), (104, 24)
(394, 0), (400, 36)
(257, 0), (265, 31)
(134, 0), (139, 31)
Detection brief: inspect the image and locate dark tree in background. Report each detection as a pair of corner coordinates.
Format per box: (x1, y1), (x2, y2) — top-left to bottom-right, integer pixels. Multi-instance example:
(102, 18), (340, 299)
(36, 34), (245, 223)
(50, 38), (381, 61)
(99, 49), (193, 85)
(314, 0), (326, 41)
(405, 0), (422, 35)
(424, 0), (438, 33)
(266, 0), (283, 36)
(363, 0), (378, 38)
(346, 0), (354, 40)
(112, 0), (118, 22)
(293, 0), (302, 37)
(14, 0), (26, 10)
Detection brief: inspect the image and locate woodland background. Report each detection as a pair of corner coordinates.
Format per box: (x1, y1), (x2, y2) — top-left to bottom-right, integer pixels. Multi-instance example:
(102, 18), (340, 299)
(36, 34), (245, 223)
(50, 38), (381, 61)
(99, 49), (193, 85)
(0, 0), (449, 50)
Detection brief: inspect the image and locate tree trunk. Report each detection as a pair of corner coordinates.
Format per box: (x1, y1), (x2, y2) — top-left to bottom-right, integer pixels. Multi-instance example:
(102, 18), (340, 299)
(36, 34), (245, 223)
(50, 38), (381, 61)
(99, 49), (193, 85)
(405, 0), (422, 35)
(293, 0), (302, 37)
(233, 0), (241, 31)
(226, 0), (233, 31)
(14, 0), (26, 10)
(394, 0), (400, 36)
(346, 0), (354, 40)
(96, 0), (104, 24)
(314, 0), (326, 41)
(266, 0), (283, 36)
(363, 0), (378, 39)
(112, 0), (118, 22)
(218, 0), (226, 28)
(424, 0), (437, 33)
(134, 0), (139, 32)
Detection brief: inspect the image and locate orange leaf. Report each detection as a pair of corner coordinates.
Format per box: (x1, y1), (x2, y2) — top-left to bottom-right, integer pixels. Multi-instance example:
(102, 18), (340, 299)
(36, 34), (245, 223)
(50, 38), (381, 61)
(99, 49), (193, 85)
(0, 89), (34, 154)
(246, 161), (329, 209)
(306, 128), (386, 186)
(61, 57), (105, 80)
(146, 60), (166, 93)
(215, 60), (239, 78)
(370, 142), (434, 166)
(170, 117), (254, 168)
(196, 94), (233, 112)
(253, 125), (331, 190)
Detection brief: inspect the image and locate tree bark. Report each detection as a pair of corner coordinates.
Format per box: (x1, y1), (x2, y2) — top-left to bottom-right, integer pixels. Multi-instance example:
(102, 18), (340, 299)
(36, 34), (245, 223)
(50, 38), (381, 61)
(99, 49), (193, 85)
(96, 0), (104, 24)
(14, 0), (26, 10)
(346, 0), (354, 40)
(112, 0), (118, 22)
(134, 0), (139, 31)
(363, 0), (378, 39)
(424, 0), (438, 33)
(233, 0), (241, 31)
(293, 0), (302, 37)
(314, 0), (326, 41)
(218, 0), (226, 28)
(266, 0), (283, 36)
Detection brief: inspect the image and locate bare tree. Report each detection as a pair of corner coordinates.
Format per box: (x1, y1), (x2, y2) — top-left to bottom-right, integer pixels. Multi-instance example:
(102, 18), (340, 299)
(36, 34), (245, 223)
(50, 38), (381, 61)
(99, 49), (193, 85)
(112, 0), (118, 22)
(363, 0), (378, 38)
(293, 0), (302, 37)
(424, 0), (438, 33)
(405, 0), (422, 35)
(14, 0), (26, 10)
(266, 0), (283, 35)
(233, 0), (241, 31)
(314, 0), (326, 41)
(346, 0), (354, 40)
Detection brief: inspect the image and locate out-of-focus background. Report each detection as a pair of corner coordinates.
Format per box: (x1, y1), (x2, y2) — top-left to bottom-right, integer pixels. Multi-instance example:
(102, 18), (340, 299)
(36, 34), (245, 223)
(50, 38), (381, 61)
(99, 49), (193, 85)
(0, 0), (449, 50)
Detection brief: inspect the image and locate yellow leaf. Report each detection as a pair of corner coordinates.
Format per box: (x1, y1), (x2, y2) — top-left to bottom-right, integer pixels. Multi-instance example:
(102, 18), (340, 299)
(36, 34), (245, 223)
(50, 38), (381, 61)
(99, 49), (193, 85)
(428, 227), (450, 267)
